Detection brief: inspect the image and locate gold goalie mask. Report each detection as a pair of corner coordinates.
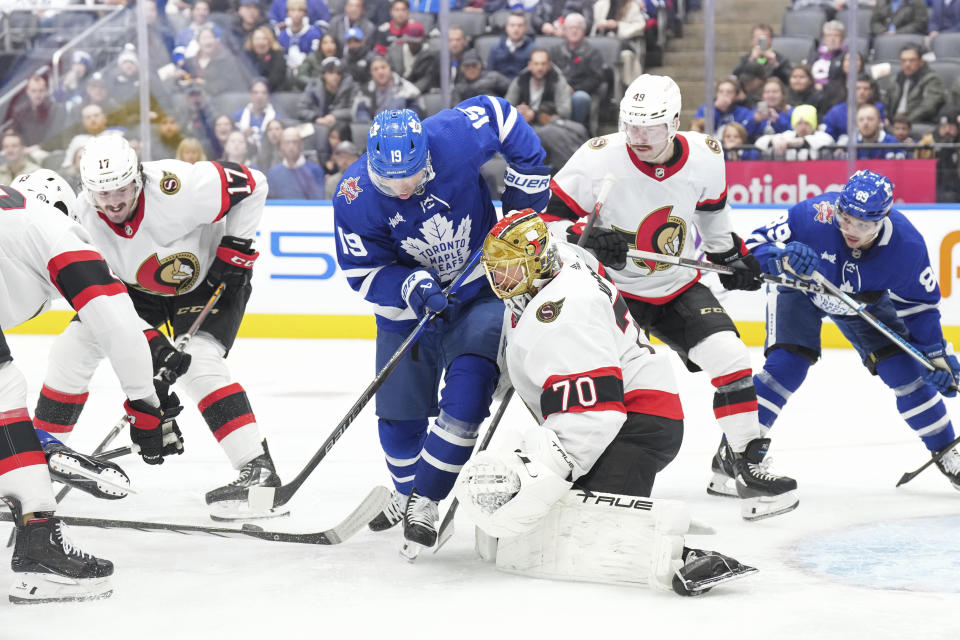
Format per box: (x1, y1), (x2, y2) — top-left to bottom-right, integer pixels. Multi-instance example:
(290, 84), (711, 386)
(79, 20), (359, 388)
(482, 209), (559, 299)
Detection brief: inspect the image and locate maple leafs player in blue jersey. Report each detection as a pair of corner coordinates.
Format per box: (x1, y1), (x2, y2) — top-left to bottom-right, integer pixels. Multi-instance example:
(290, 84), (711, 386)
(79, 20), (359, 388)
(332, 96), (550, 557)
(738, 170), (960, 491)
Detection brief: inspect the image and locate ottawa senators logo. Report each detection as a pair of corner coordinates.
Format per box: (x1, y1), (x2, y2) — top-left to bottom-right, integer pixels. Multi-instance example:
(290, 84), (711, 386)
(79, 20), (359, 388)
(338, 177), (363, 203)
(705, 136), (722, 154)
(536, 298), (565, 323)
(612, 206), (686, 274)
(134, 252), (200, 295)
(588, 136), (608, 150)
(159, 171), (181, 195)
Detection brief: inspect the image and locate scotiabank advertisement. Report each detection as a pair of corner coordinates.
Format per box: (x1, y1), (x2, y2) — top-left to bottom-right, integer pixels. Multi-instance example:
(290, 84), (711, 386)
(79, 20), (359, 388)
(724, 160), (937, 205)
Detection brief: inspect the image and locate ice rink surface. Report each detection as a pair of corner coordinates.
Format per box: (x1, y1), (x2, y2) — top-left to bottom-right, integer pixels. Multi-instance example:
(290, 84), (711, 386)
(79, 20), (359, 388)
(1, 334), (958, 640)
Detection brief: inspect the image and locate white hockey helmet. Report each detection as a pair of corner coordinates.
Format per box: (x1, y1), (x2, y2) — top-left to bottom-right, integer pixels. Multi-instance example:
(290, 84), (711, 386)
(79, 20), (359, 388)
(79, 133), (142, 196)
(619, 74), (682, 148)
(12, 169), (78, 218)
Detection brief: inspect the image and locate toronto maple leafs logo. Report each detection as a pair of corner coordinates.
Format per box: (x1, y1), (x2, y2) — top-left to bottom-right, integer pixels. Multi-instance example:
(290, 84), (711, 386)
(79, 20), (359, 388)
(841, 261), (861, 293)
(813, 201), (835, 224)
(399, 213), (472, 279)
(338, 177), (363, 203)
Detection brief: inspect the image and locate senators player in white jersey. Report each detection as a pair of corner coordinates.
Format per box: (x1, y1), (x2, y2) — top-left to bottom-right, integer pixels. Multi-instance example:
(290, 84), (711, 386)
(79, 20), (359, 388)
(35, 133), (285, 520)
(545, 75), (797, 521)
(454, 210), (756, 595)
(0, 170), (180, 603)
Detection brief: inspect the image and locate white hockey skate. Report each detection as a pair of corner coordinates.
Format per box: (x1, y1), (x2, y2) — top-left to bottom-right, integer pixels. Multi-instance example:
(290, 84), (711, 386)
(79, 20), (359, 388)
(10, 514), (113, 604)
(935, 446), (960, 491)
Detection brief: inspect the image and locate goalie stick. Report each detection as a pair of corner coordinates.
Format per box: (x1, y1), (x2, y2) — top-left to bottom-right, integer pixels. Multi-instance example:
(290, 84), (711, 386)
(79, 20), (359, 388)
(212, 250), (484, 513)
(1, 486), (390, 546)
(434, 387), (514, 552)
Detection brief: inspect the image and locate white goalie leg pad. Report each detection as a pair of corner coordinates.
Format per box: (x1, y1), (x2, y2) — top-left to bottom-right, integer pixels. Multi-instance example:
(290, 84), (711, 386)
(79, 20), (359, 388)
(493, 490), (693, 589)
(9, 572), (112, 604)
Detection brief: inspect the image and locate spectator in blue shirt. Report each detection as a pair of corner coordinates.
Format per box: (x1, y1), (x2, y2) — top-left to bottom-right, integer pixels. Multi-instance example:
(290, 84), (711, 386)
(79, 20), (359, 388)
(820, 74), (887, 140)
(488, 11), (536, 79)
(266, 126), (327, 199)
(837, 103), (907, 159)
(929, 0), (960, 36)
(695, 78), (758, 137)
(270, 0), (331, 28)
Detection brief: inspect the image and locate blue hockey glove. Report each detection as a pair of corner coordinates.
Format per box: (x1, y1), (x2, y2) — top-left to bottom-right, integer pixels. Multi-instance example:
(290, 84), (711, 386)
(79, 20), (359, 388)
(920, 342), (960, 397)
(767, 242), (819, 278)
(501, 163), (551, 213)
(401, 270), (448, 320)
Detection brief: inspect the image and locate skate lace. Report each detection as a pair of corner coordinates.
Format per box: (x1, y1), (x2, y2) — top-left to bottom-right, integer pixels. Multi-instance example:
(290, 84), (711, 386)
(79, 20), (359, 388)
(938, 448), (960, 475)
(54, 522), (93, 561)
(407, 495), (439, 527)
(747, 456), (778, 481)
(384, 492), (407, 519)
(228, 457), (269, 487)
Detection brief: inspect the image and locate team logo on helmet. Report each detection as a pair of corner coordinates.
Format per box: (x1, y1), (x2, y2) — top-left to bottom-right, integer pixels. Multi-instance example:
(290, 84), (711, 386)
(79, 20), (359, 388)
(134, 252), (200, 295)
(159, 171), (181, 195)
(813, 201), (835, 224)
(588, 136), (608, 150)
(338, 177), (363, 203)
(613, 205), (686, 273)
(535, 298), (565, 323)
(706, 137), (722, 154)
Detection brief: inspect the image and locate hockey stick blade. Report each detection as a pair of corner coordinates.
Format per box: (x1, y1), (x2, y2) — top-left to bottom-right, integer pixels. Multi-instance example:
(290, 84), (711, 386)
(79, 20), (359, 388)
(0, 486), (391, 546)
(896, 433), (960, 487)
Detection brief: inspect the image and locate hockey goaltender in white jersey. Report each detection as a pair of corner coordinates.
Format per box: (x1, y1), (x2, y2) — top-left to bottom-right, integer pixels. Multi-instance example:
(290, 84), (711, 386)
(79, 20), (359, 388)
(455, 210), (756, 596)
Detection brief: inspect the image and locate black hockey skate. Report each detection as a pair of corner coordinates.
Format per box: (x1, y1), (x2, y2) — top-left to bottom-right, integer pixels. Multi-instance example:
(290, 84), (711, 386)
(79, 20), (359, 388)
(733, 438), (799, 521)
(706, 438), (738, 498)
(671, 547), (758, 596)
(44, 442), (131, 500)
(10, 513), (113, 603)
(399, 489), (439, 562)
(205, 440), (289, 521)
(934, 446), (960, 492)
(368, 490), (408, 532)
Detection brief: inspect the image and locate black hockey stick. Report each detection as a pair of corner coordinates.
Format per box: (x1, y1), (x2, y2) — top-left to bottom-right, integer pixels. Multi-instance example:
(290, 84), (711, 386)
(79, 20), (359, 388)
(219, 250), (485, 512)
(810, 272), (937, 373)
(625, 248), (834, 296)
(0, 486), (390, 545)
(896, 433), (960, 487)
(434, 387), (514, 552)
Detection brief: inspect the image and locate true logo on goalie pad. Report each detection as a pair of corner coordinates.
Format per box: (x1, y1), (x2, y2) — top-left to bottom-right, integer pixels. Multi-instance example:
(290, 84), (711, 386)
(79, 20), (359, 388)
(572, 491), (653, 511)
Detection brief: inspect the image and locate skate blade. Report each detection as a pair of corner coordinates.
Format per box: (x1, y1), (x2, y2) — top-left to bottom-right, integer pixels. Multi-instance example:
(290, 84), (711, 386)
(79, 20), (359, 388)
(706, 473), (738, 498)
(679, 563), (759, 595)
(740, 491), (799, 522)
(400, 540), (425, 563)
(9, 573), (112, 604)
(208, 501), (291, 522)
(49, 455), (133, 499)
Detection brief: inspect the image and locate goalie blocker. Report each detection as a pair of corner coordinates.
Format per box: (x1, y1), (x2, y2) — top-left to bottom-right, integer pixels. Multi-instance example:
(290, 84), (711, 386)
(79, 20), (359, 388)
(455, 450), (756, 595)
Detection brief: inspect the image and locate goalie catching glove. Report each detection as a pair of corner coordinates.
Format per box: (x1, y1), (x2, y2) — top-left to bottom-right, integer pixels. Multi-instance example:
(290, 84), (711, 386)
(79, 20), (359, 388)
(124, 394), (185, 465)
(206, 235), (258, 289)
(705, 232), (764, 291)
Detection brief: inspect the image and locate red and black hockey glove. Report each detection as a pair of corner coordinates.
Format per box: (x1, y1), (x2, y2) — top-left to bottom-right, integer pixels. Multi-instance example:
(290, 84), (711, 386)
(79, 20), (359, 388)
(705, 233), (764, 291)
(125, 395), (185, 465)
(206, 235), (259, 289)
(144, 329), (192, 384)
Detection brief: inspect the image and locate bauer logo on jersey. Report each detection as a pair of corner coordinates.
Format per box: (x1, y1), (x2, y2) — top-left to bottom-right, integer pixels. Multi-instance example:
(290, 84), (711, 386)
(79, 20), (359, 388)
(705, 136), (722, 154)
(535, 298), (565, 323)
(337, 177), (363, 203)
(134, 251), (200, 295)
(613, 206), (686, 273)
(399, 213), (472, 279)
(813, 201), (836, 224)
(159, 171), (181, 195)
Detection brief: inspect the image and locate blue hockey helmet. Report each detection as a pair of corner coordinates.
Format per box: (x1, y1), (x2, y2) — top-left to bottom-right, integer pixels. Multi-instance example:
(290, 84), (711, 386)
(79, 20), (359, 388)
(366, 109), (433, 197)
(836, 170), (893, 222)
